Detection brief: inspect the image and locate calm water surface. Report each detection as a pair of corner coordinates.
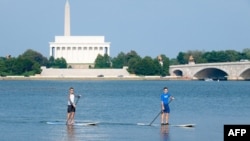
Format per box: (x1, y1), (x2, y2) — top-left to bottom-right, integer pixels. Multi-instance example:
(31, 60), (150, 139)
(0, 80), (249, 141)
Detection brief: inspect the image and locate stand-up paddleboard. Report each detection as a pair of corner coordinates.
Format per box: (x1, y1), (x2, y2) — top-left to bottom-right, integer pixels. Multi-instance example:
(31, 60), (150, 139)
(46, 121), (97, 126)
(170, 124), (195, 128)
(137, 123), (195, 128)
(137, 123), (156, 126)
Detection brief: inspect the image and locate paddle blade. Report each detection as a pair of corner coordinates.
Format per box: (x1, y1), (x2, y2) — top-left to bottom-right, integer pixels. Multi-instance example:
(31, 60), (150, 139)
(137, 123), (148, 126)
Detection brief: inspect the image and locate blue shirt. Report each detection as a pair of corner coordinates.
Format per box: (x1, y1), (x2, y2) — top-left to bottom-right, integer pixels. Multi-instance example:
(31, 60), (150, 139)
(161, 93), (171, 104)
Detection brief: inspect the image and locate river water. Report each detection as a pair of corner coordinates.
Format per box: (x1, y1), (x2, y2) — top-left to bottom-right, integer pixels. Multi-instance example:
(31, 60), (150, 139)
(0, 80), (249, 141)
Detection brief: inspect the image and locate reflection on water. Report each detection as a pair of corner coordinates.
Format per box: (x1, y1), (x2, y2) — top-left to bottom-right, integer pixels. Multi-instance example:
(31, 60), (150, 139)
(67, 125), (76, 141)
(161, 125), (170, 141)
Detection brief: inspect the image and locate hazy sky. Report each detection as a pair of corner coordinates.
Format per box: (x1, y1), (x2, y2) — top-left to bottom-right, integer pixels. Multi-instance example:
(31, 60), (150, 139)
(1, 0), (250, 59)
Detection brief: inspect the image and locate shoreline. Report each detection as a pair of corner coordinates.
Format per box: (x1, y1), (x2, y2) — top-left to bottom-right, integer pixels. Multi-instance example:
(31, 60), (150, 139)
(0, 76), (189, 81)
(0, 76), (246, 81)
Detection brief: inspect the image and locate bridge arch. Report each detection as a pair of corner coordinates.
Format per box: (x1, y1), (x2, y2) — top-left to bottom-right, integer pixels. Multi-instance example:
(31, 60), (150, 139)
(193, 68), (228, 80)
(173, 69), (183, 76)
(239, 68), (250, 80)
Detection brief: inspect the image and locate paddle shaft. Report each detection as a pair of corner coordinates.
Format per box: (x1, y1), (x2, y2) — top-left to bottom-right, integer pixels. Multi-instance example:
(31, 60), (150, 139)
(149, 111), (161, 126)
(149, 99), (173, 126)
(75, 95), (80, 105)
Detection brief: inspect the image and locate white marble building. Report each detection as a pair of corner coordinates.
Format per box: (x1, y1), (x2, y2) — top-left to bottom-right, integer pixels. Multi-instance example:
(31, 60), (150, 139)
(49, 0), (110, 68)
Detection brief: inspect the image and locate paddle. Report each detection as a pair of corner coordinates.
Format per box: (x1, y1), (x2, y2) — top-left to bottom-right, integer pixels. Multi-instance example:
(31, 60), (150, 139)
(75, 95), (81, 105)
(149, 99), (173, 126)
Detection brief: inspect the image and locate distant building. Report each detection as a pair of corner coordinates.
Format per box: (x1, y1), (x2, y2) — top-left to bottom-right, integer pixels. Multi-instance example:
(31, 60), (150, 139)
(49, 0), (110, 68)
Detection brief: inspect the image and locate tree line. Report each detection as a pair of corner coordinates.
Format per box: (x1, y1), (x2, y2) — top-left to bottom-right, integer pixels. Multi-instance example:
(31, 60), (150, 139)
(0, 49), (67, 76)
(94, 51), (169, 76)
(0, 48), (250, 76)
(94, 49), (250, 76)
(173, 49), (250, 65)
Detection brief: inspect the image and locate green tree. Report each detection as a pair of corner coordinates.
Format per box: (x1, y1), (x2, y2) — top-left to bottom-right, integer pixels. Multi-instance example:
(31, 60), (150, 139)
(186, 50), (206, 63)
(47, 56), (67, 68)
(242, 48), (250, 60)
(4, 58), (16, 75)
(127, 57), (141, 74)
(169, 58), (179, 65)
(48, 56), (55, 68)
(0, 58), (6, 76)
(2, 49), (48, 75)
(135, 56), (157, 75)
(125, 50), (141, 66)
(32, 62), (42, 74)
(20, 49), (48, 66)
(12, 58), (33, 75)
(177, 52), (187, 64)
(112, 52), (126, 68)
(153, 58), (162, 75)
(202, 51), (222, 62)
(94, 54), (111, 68)
(224, 50), (240, 62)
(160, 55), (170, 76)
(125, 50), (141, 73)
(54, 57), (67, 68)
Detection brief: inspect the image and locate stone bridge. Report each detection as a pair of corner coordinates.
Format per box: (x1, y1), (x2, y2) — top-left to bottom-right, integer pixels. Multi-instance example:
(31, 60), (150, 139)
(169, 61), (250, 80)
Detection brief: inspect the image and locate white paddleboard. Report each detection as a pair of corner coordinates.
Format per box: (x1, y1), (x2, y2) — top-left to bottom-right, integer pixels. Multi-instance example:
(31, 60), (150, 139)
(170, 124), (195, 127)
(137, 123), (195, 127)
(46, 121), (97, 126)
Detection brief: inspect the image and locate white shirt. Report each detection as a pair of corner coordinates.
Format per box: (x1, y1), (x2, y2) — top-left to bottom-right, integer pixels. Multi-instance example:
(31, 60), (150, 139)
(68, 94), (75, 105)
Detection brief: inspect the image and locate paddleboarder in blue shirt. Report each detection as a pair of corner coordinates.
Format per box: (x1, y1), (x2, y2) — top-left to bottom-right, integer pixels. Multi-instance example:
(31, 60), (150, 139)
(161, 87), (174, 125)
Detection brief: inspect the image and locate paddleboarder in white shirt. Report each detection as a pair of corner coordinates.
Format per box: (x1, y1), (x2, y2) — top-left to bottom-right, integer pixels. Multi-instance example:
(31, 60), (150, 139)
(67, 87), (76, 125)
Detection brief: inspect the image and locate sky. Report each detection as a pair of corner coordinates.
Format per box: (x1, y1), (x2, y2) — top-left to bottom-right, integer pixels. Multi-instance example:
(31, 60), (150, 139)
(1, 0), (250, 59)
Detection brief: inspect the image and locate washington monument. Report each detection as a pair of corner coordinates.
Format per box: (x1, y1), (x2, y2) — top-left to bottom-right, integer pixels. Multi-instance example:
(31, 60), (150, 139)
(49, 0), (111, 68)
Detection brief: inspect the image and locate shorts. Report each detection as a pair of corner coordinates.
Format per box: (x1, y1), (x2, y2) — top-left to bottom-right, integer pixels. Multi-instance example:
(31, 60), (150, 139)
(67, 105), (76, 113)
(162, 104), (170, 113)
